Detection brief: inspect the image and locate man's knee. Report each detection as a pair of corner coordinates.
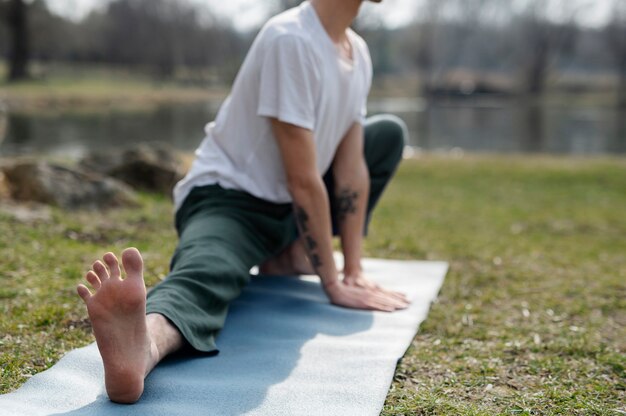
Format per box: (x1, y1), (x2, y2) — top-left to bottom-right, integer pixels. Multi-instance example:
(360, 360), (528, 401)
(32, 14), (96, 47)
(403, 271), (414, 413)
(366, 114), (407, 168)
(381, 114), (407, 158)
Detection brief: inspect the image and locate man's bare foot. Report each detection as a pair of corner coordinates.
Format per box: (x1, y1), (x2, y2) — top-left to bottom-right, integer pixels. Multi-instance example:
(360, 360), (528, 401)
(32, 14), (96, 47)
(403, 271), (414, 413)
(76, 248), (158, 404)
(259, 238), (315, 275)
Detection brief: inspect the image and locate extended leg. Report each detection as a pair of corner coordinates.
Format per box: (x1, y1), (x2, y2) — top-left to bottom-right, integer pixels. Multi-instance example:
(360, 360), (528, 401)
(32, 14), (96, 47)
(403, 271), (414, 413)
(78, 186), (293, 402)
(145, 185), (294, 353)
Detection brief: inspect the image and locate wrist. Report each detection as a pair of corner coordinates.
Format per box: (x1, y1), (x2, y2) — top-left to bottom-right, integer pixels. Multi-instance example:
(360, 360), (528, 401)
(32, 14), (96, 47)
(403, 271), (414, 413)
(322, 278), (338, 289)
(343, 263), (362, 276)
(322, 278), (340, 297)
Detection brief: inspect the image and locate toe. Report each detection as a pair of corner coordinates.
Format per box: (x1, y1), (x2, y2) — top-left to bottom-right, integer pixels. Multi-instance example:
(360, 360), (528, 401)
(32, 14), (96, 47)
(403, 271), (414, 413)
(93, 260), (110, 281)
(122, 248), (144, 280)
(77, 284), (92, 302)
(103, 252), (121, 280)
(86, 271), (102, 290)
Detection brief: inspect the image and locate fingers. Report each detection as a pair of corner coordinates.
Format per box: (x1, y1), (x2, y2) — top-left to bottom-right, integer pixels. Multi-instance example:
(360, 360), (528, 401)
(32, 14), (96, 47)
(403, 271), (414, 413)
(355, 282), (410, 309)
(336, 284), (410, 312)
(343, 276), (409, 305)
(370, 290), (410, 311)
(378, 287), (410, 304)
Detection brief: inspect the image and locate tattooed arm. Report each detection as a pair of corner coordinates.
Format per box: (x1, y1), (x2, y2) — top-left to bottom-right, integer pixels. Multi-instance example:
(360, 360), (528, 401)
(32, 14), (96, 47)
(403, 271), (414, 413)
(272, 119), (409, 312)
(333, 123), (409, 305)
(270, 118), (340, 290)
(332, 123), (369, 277)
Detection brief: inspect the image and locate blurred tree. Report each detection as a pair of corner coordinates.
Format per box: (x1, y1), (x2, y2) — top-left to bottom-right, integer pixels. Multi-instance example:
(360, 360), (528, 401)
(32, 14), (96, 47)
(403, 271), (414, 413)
(29, 0), (76, 62)
(103, 0), (192, 76)
(452, 0), (507, 70)
(414, 0), (447, 96)
(98, 0), (235, 78)
(605, 0), (626, 107)
(0, 2), (6, 61)
(5, 0), (30, 81)
(517, 0), (579, 95)
(355, 9), (395, 75)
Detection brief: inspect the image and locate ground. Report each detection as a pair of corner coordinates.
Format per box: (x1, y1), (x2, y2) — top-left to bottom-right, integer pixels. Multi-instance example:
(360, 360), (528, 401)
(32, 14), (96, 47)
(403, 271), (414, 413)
(0, 64), (228, 113)
(0, 155), (624, 415)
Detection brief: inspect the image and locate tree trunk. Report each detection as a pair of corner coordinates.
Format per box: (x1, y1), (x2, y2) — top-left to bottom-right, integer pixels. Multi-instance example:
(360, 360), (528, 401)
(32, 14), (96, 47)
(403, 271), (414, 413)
(618, 62), (626, 108)
(526, 55), (548, 95)
(7, 0), (30, 82)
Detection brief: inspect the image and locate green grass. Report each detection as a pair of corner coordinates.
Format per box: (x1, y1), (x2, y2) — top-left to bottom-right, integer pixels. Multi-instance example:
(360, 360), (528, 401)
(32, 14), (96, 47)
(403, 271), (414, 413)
(1, 156), (625, 415)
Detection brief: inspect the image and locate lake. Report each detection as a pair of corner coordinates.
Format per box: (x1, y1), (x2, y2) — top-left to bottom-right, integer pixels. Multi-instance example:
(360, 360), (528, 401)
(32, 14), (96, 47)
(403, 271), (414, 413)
(0, 98), (624, 158)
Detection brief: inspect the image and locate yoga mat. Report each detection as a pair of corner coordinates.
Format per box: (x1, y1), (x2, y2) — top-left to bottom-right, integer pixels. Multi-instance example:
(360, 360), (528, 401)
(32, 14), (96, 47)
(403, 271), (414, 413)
(0, 258), (447, 416)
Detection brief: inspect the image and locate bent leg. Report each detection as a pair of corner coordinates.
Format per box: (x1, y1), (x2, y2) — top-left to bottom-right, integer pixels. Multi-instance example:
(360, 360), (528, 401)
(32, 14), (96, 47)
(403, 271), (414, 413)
(362, 114), (406, 230)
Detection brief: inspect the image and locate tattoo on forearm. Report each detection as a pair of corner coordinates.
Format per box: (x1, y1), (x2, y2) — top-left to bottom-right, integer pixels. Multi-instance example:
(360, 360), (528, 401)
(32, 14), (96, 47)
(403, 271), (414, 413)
(305, 235), (317, 251)
(295, 205), (309, 233)
(335, 188), (360, 224)
(294, 204), (323, 271)
(310, 254), (322, 269)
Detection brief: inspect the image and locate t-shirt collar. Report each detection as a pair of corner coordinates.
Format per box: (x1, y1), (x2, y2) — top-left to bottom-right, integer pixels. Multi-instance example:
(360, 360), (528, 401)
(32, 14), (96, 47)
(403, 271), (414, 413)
(301, 1), (357, 68)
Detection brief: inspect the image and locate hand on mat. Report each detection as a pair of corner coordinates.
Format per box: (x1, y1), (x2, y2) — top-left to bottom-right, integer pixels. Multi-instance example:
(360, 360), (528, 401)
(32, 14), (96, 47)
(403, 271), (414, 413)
(343, 272), (410, 305)
(325, 279), (410, 312)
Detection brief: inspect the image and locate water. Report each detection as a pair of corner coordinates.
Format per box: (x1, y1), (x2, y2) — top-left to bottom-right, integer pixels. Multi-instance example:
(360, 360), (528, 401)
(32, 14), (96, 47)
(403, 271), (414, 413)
(0, 98), (624, 158)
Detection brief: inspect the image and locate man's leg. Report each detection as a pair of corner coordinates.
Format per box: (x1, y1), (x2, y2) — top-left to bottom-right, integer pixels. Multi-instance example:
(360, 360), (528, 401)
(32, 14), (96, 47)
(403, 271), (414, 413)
(260, 114), (406, 274)
(78, 185), (294, 403)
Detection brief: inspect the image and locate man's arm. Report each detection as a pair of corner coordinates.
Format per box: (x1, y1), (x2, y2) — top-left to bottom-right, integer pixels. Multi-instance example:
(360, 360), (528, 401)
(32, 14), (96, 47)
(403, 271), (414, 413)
(332, 123), (409, 304)
(332, 122), (369, 277)
(271, 118), (408, 311)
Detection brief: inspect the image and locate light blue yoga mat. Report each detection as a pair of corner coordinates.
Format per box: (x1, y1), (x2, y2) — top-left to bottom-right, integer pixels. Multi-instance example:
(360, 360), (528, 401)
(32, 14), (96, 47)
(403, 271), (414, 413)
(0, 258), (447, 416)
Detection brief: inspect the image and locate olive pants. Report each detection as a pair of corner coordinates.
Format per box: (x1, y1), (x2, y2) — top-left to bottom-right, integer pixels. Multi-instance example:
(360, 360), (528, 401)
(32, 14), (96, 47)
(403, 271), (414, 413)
(146, 115), (407, 352)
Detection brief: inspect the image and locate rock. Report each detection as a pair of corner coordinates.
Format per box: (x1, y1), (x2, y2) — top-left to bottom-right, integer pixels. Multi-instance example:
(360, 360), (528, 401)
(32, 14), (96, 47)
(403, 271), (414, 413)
(0, 171), (10, 200)
(2, 161), (138, 210)
(80, 143), (184, 195)
(0, 102), (7, 147)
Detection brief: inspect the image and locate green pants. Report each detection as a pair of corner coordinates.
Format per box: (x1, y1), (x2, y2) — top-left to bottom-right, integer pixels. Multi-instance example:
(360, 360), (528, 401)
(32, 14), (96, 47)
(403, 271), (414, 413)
(146, 115), (407, 352)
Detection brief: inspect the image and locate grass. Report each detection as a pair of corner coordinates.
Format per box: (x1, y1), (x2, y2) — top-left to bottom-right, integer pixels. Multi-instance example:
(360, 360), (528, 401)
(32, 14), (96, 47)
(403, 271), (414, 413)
(1, 155), (625, 415)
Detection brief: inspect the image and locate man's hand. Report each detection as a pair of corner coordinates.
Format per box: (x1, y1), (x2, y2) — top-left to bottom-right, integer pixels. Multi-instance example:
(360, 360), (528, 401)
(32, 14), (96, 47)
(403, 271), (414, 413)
(343, 270), (411, 305)
(324, 277), (410, 312)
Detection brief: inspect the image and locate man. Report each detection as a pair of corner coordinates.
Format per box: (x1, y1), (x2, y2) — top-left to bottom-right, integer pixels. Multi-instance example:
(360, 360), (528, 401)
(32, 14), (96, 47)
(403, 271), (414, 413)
(76, 0), (409, 404)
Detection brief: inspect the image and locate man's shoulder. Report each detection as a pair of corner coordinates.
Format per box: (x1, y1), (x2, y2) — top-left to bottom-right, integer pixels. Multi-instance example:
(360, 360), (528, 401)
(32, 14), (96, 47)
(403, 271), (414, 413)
(258, 5), (316, 47)
(257, 20), (316, 59)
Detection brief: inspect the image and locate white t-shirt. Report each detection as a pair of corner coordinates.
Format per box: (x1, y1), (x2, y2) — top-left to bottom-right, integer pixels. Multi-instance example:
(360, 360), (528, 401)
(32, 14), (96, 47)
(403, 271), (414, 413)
(173, 1), (372, 210)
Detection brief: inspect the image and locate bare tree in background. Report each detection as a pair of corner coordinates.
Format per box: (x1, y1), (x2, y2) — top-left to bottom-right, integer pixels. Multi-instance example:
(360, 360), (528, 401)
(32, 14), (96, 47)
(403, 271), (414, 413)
(517, 0), (579, 95)
(104, 0), (207, 77)
(414, 0), (447, 96)
(5, 0), (30, 81)
(605, 0), (626, 107)
(453, 0), (507, 70)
